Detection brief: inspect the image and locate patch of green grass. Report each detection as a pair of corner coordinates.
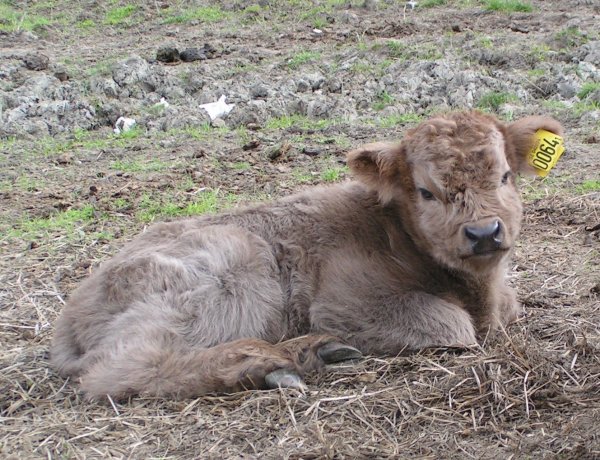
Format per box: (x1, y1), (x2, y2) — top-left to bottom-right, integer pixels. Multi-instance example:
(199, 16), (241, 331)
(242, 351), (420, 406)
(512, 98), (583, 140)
(576, 180), (600, 194)
(483, 0), (533, 13)
(477, 36), (494, 48)
(542, 100), (568, 111)
(287, 51), (321, 69)
(77, 18), (96, 30)
(320, 166), (348, 182)
(16, 176), (44, 192)
(104, 5), (137, 26)
(373, 91), (395, 111)
(421, 0), (447, 7)
(136, 190), (236, 223)
(578, 82), (600, 100)
(230, 161), (251, 171)
(162, 6), (227, 24)
(527, 44), (551, 62)
(0, 4), (51, 32)
(87, 59), (115, 77)
(376, 113), (424, 128)
(554, 26), (587, 49)
(386, 40), (408, 59)
(350, 61), (372, 74)
(12, 205), (96, 239)
(292, 169), (314, 184)
(180, 124), (214, 140)
(265, 114), (336, 131)
(526, 69), (546, 78)
(111, 159), (169, 173)
(574, 100), (600, 115)
(476, 91), (518, 110)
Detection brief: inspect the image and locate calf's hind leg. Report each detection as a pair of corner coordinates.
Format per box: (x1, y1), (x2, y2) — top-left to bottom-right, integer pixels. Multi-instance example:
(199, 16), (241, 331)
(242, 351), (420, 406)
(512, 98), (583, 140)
(80, 334), (361, 399)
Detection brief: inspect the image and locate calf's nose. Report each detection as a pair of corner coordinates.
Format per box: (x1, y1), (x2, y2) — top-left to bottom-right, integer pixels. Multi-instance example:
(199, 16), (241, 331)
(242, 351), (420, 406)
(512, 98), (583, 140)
(464, 220), (503, 255)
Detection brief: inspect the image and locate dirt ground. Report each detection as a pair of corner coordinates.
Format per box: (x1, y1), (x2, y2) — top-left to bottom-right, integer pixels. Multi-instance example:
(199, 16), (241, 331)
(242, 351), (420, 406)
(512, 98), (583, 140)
(1, 1), (599, 458)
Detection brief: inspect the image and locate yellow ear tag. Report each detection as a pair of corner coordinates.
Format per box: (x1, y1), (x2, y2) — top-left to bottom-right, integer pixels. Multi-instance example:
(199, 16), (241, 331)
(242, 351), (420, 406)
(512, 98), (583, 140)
(528, 129), (565, 178)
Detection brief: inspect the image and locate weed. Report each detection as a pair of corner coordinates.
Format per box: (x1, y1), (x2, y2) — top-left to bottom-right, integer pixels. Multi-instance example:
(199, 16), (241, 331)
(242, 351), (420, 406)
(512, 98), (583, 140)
(104, 5), (137, 26)
(373, 91), (395, 111)
(484, 0), (533, 13)
(542, 100), (568, 111)
(554, 26), (587, 49)
(265, 114), (336, 131)
(386, 40), (408, 59)
(77, 19), (96, 30)
(287, 51), (321, 69)
(376, 113), (423, 128)
(12, 205), (96, 239)
(578, 82), (600, 100)
(136, 190), (235, 222)
(421, 0), (447, 7)
(478, 37), (494, 49)
(292, 169), (314, 184)
(576, 179), (600, 194)
(230, 162), (252, 171)
(0, 4), (50, 32)
(163, 6), (227, 24)
(321, 166), (348, 182)
(477, 91), (518, 110)
(111, 159), (169, 173)
(351, 61), (372, 74)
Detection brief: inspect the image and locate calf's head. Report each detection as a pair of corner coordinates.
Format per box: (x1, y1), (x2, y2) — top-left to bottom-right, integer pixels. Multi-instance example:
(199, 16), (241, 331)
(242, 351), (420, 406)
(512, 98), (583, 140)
(348, 111), (563, 274)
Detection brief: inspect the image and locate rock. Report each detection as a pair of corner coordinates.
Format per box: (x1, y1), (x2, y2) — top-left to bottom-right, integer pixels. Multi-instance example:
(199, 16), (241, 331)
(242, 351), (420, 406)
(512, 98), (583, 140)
(180, 48), (206, 62)
(202, 43), (218, 59)
(250, 84), (269, 99)
(53, 68), (69, 82)
(556, 74), (582, 99)
(580, 40), (600, 65)
(90, 77), (119, 98)
(156, 46), (180, 63)
(306, 97), (332, 119)
(211, 117), (227, 128)
(302, 146), (322, 156)
(23, 53), (49, 71)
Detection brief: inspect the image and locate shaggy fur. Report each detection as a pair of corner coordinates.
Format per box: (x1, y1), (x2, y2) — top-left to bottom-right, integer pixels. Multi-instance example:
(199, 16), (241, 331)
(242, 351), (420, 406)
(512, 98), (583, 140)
(51, 111), (564, 399)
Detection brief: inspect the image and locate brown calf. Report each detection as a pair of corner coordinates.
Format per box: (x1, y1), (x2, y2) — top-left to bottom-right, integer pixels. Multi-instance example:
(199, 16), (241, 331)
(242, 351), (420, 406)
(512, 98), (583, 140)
(51, 111), (564, 399)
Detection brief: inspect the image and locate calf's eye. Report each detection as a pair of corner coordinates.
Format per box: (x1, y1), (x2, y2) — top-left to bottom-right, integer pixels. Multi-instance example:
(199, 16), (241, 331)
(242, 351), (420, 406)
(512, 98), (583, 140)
(419, 188), (435, 200)
(501, 171), (511, 185)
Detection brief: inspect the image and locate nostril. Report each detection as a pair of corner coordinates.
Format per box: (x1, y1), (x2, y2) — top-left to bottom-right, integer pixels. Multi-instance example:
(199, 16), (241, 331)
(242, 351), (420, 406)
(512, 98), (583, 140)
(464, 226), (479, 241)
(464, 220), (502, 242)
(492, 220), (502, 239)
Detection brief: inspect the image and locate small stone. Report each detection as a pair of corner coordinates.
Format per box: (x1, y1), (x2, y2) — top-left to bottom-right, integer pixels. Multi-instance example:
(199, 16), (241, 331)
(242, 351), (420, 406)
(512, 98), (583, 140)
(56, 153), (72, 165)
(23, 53), (49, 71)
(180, 48), (206, 62)
(156, 46), (180, 63)
(54, 69), (69, 82)
(266, 142), (291, 161)
(211, 118), (226, 128)
(250, 84), (269, 99)
(302, 146), (322, 156)
(242, 139), (261, 150)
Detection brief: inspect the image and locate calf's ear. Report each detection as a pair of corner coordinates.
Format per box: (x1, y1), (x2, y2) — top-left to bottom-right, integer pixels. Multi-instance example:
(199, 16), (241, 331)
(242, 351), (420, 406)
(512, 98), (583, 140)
(504, 116), (564, 175)
(347, 142), (402, 203)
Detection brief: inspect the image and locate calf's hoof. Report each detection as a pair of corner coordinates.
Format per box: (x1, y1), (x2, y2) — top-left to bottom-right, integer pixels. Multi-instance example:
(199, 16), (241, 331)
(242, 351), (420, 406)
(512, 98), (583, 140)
(317, 342), (363, 364)
(265, 369), (307, 390)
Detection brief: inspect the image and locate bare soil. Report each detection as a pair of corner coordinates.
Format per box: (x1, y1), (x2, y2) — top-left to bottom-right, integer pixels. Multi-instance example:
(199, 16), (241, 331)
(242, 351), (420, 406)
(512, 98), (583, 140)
(1, 1), (599, 459)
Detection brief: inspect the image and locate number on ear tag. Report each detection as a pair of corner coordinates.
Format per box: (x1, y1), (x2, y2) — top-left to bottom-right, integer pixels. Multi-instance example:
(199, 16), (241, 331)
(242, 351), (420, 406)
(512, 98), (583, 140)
(528, 129), (565, 178)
